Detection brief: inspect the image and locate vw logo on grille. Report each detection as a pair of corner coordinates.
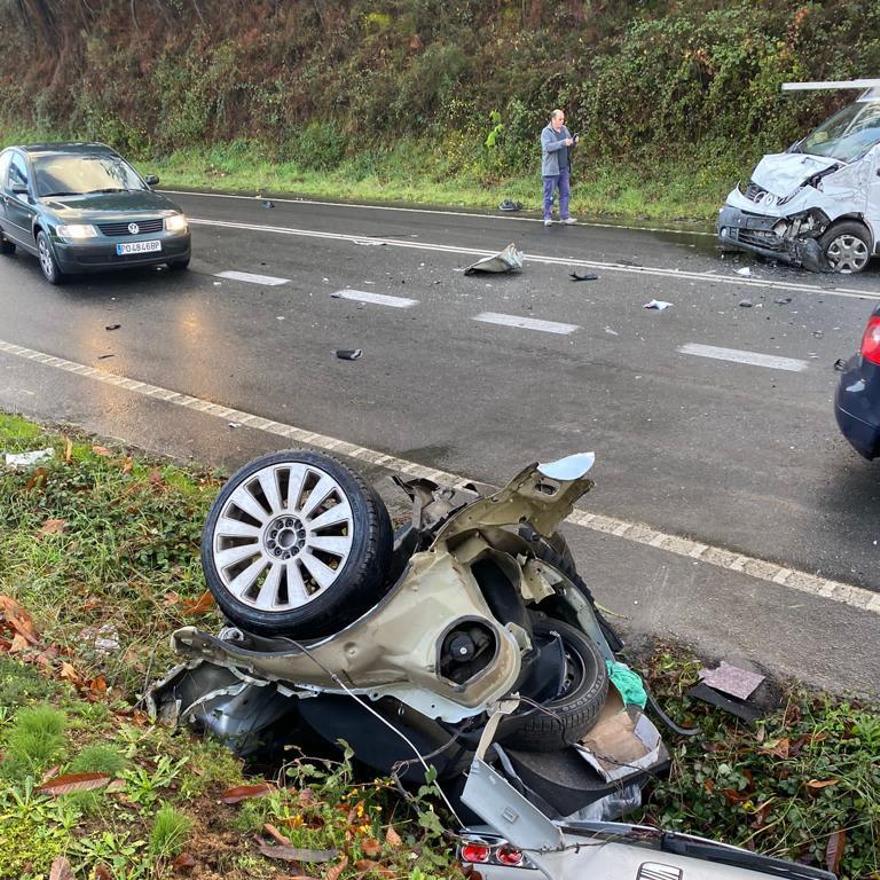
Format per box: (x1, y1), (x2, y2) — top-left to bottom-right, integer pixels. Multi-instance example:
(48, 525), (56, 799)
(127, 222), (140, 235)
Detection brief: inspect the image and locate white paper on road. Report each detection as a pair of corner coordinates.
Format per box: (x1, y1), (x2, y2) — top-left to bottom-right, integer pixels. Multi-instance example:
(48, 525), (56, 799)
(474, 312), (579, 335)
(678, 343), (808, 372)
(332, 289), (418, 308)
(215, 270), (290, 286)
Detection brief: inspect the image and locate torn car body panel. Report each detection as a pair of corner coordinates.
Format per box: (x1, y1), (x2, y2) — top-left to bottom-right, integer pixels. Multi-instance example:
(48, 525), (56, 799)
(717, 85), (880, 272)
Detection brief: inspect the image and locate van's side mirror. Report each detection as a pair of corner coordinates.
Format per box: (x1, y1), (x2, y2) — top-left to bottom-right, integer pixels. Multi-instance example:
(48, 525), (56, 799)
(11, 183), (28, 195)
(145, 174), (159, 187)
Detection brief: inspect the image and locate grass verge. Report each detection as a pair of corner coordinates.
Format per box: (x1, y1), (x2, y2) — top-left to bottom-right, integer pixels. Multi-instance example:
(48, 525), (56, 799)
(0, 412), (877, 879)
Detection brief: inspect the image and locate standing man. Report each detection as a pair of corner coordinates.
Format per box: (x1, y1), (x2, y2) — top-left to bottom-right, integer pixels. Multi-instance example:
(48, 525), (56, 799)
(541, 109), (577, 227)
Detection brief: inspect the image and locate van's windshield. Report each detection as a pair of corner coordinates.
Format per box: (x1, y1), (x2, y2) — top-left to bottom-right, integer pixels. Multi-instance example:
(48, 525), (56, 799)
(796, 99), (880, 163)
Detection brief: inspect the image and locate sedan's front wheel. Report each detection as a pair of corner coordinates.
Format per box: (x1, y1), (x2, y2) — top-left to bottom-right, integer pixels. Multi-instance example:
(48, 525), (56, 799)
(36, 231), (65, 285)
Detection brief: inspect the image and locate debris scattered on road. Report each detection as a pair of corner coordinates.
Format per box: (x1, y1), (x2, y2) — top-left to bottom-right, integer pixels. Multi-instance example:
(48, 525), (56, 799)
(604, 326), (619, 336)
(834, 358), (848, 372)
(570, 270), (599, 282)
(354, 239), (386, 247)
(464, 242), (523, 275)
(643, 299), (672, 311)
(774, 296), (793, 305)
(97, 354), (115, 360)
(105, 323), (121, 331)
(276, 316), (285, 321)
(739, 298), (753, 308)
(736, 266), (753, 277)
(687, 681), (763, 723)
(262, 200), (274, 208)
(213, 281), (222, 286)
(228, 422), (241, 429)
(4, 448), (54, 469)
(335, 349), (363, 361)
(813, 329), (823, 338)
(699, 661), (765, 701)
(498, 199), (522, 212)
(79, 623), (121, 655)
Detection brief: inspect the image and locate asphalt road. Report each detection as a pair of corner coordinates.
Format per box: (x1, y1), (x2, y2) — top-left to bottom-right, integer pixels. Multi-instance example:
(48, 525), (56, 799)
(1, 191), (877, 693)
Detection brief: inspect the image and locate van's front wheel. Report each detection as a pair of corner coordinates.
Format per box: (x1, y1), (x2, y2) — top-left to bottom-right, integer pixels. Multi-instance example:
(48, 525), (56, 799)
(820, 221), (872, 274)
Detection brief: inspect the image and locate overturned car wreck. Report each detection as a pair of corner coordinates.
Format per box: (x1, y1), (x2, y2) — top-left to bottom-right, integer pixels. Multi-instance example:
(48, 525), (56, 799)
(148, 450), (837, 879)
(718, 80), (880, 274)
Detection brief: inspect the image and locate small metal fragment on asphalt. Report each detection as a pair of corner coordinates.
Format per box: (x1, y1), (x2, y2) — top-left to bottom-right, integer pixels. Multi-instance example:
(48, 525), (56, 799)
(570, 270), (599, 282)
(464, 242), (524, 275)
(335, 349), (363, 361)
(98, 354), (115, 360)
(774, 296), (792, 305)
(228, 422), (241, 429)
(738, 299), (753, 308)
(105, 324), (121, 331)
(354, 239), (386, 247)
(643, 299), (672, 311)
(833, 358), (847, 372)
(813, 330), (823, 338)
(604, 326), (619, 336)
(262, 200), (274, 208)
(736, 266), (753, 277)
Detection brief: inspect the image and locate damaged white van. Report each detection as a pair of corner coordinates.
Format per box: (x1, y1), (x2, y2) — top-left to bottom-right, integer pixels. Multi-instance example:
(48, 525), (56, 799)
(717, 80), (880, 274)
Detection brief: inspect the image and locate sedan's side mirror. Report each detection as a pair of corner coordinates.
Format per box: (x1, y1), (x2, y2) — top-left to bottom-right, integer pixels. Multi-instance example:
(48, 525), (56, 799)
(145, 174), (159, 187)
(11, 183), (28, 195)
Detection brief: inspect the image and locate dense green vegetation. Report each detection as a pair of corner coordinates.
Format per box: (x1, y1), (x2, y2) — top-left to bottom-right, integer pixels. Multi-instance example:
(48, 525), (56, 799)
(1, 0), (879, 219)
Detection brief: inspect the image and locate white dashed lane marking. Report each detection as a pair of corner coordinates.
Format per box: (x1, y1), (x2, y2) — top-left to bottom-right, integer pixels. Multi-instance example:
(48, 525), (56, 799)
(473, 312), (580, 335)
(1, 337), (877, 617)
(678, 343), (809, 373)
(333, 289), (418, 308)
(215, 270), (290, 286)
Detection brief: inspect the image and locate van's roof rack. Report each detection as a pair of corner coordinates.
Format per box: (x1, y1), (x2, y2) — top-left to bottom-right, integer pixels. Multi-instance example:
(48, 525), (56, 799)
(782, 79), (880, 91)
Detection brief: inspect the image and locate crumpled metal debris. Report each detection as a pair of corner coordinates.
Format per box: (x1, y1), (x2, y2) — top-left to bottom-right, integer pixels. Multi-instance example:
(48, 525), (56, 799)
(570, 270), (599, 282)
(643, 299), (672, 311)
(464, 242), (524, 275)
(5, 448), (54, 469)
(335, 349), (363, 360)
(498, 199), (522, 212)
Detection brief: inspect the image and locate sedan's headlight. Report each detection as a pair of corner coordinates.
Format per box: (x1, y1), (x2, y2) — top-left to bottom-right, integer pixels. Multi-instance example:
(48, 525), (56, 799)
(56, 224), (99, 239)
(165, 214), (188, 233)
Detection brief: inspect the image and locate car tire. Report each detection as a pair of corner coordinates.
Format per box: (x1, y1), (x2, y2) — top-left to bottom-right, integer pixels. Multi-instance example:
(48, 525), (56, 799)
(0, 233), (14, 255)
(820, 221), (872, 274)
(169, 256), (190, 271)
(499, 616), (608, 752)
(36, 230), (65, 285)
(201, 450), (393, 638)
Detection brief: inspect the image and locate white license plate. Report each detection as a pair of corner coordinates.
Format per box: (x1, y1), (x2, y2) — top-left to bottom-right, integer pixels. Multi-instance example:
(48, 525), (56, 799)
(116, 240), (162, 256)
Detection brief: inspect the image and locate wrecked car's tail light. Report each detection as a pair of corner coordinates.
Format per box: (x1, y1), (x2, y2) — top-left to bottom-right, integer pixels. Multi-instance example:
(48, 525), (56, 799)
(497, 845), (525, 866)
(862, 315), (880, 365)
(461, 842), (492, 863)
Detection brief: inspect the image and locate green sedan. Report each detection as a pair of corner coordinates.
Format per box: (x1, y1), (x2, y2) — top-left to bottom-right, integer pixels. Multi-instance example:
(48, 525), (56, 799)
(0, 142), (191, 284)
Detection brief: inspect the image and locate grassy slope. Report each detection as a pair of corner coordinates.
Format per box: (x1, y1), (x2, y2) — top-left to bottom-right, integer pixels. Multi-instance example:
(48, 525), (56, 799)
(0, 413), (878, 878)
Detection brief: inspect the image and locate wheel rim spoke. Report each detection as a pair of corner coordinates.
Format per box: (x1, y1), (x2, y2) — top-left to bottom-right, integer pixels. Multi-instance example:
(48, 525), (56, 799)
(215, 517), (261, 539)
(215, 542), (261, 569)
(228, 557), (269, 598)
(257, 468), (283, 515)
(254, 563), (283, 610)
(227, 484), (270, 524)
(307, 535), (351, 556)
(308, 502), (351, 531)
(300, 551), (337, 590)
(285, 464), (308, 512)
(300, 474), (337, 519)
(286, 562), (311, 604)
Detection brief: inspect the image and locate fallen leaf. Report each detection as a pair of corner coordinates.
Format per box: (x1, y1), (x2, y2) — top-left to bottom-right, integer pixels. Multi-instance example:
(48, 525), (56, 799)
(220, 782), (275, 804)
(172, 852), (197, 873)
(92, 445), (111, 457)
(325, 855), (349, 880)
(59, 661), (82, 685)
(256, 841), (338, 863)
(826, 830), (846, 874)
(25, 466), (48, 491)
(39, 771), (111, 795)
(94, 864), (113, 880)
(9, 632), (29, 653)
(761, 737), (790, 759)
(88, 674), (108, 696)
(263, 822), (291, 846)
(721, 788), (750, 805)
(63, 438), (73, 464)
(361, 838), (381, 858)
(355, 859), (394, 878)
(38, 518), (68, 537)
(0, 595), (39, 643)
(163, 591), (182, 607)
(105, 778), (127, 793)
(149, 469), (164, 487)
(385, 825), (402, 848)
(121, 456), (133, 474)
(49, 856), (75, 880)
(41, 765), (61, 783)
(182, 591), (215, 616)
(806, 779), (839, 791)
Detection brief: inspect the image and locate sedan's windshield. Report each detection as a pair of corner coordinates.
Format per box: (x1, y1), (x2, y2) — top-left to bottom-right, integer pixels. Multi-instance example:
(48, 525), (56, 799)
(797, 99), (880, 163)
(33, 154), (146, 197)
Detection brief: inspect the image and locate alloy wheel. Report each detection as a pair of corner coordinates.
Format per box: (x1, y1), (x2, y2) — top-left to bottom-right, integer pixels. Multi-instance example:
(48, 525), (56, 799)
(826, 233), (869, 273)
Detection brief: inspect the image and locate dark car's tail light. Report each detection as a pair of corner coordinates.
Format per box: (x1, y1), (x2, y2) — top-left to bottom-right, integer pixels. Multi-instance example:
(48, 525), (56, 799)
(497, 845), (525, 866)
(862, 315), (880, 365)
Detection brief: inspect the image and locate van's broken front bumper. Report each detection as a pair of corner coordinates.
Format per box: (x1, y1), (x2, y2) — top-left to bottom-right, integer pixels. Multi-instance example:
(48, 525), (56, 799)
(717, 203), (827, 270)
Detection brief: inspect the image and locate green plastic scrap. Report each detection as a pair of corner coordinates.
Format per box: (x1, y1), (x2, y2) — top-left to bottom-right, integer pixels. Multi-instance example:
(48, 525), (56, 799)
(606, 660), (647, 708)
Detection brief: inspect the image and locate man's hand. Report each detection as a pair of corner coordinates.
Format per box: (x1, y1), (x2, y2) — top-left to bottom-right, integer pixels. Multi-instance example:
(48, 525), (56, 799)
(564, 137), (573, 146)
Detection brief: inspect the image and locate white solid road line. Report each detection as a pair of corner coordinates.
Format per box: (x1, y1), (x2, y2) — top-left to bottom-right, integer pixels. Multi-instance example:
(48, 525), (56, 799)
(0, 336), (877, 617)
(163, 188), (716, 237)
(678, 343), (809, 373)
(334, 289), (418, 308)
(215, 269), (290, 286)
(474, 311), (579, 335)
(190, 217), (880, 302)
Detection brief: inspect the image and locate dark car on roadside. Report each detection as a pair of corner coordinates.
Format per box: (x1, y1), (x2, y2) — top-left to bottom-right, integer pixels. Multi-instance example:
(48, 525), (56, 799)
(0, 142), (190, 284)
(834, 305), (880, 459)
